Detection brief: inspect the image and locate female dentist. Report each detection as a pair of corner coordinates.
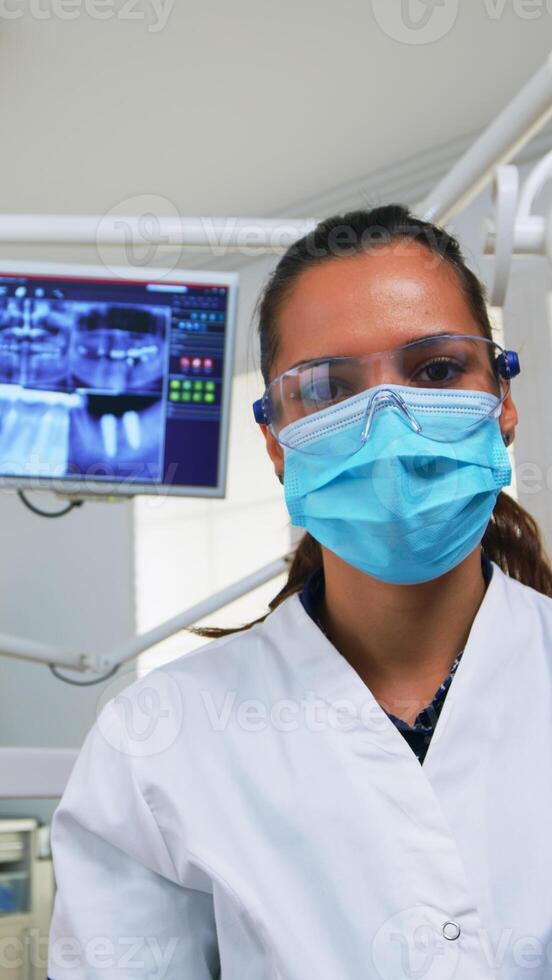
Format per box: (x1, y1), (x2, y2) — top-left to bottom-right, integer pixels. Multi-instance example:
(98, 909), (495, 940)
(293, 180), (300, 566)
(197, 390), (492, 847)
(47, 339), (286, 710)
(48, 204), (552, 980)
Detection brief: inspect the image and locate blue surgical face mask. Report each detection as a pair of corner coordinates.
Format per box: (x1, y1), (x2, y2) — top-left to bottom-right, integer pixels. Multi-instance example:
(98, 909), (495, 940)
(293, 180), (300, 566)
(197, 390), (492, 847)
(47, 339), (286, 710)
(281, 384), (511, 585)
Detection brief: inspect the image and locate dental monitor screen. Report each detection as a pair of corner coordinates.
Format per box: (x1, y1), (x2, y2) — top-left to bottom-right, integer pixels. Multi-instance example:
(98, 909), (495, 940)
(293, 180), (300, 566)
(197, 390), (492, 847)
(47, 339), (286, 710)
(0, 263), (238, 497)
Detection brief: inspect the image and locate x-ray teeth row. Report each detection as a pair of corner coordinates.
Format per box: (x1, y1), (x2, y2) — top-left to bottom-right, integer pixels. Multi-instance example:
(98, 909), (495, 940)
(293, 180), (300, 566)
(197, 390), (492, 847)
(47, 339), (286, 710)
(0, 298), (167, 393)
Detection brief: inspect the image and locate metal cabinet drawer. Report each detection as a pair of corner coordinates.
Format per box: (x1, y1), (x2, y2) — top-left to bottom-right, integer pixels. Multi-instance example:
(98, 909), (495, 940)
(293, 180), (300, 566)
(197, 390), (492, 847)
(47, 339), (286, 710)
(0, 833), (25, 863)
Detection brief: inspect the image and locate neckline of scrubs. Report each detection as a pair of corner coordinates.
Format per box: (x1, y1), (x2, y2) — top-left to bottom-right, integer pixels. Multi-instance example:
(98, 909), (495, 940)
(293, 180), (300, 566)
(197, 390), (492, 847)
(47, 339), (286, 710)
(277, 558), (506, 778)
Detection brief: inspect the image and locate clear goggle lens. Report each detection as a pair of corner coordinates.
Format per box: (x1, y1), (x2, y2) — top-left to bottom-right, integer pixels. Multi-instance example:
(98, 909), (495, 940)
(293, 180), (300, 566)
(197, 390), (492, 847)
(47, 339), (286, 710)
(262, 335), (513, 456)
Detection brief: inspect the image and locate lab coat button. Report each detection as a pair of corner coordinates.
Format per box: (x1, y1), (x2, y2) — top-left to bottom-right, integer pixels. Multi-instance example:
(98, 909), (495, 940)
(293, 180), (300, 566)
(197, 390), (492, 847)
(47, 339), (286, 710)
(442, 921), (461, 940)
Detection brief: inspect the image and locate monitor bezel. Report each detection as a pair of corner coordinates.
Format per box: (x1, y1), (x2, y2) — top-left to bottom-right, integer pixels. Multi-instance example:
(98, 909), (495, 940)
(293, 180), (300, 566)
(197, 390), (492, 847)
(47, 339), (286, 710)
(0, 260), (239, 499)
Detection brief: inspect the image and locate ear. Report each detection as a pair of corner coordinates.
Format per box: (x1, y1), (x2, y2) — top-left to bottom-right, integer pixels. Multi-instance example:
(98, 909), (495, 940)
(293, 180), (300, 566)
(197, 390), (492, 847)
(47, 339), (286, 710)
(499, 391), (518, 446)
(258, 423), (284, 481)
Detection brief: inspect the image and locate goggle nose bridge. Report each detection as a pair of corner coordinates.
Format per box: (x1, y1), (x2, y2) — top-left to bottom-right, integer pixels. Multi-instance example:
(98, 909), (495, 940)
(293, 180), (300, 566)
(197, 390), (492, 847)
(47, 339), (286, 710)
(360, 387), (423, 443)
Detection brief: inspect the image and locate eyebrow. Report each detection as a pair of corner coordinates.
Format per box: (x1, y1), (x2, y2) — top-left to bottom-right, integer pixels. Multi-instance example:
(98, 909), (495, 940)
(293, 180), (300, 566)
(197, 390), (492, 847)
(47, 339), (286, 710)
(284, 330), (473, 373)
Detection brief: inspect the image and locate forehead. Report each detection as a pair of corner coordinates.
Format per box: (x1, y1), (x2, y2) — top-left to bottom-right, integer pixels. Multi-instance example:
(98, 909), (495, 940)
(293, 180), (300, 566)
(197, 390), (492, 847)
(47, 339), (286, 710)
(271, 241), (478, 379)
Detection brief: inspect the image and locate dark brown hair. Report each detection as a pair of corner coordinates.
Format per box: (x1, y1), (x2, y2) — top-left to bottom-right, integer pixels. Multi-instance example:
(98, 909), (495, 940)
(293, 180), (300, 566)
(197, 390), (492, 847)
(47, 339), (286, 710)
(193, 204), (552, 637)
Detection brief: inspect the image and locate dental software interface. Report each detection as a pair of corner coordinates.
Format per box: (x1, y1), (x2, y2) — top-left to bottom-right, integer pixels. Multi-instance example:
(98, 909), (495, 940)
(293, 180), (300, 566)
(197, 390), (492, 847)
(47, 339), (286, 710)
(0, 269), (237, 495)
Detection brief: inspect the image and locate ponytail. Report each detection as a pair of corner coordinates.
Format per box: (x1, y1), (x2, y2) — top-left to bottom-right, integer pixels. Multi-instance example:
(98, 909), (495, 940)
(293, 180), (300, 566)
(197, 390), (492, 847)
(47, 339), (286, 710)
(482, 492), (552, 596)
(190, 532), (322, 639)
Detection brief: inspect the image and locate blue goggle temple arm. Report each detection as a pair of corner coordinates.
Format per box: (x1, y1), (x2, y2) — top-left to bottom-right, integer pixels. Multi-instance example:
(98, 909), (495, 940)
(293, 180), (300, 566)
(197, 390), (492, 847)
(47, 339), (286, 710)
(251, 350), (521, 425)
(496, 349), (520, 380)
(252, 398), (269, 424)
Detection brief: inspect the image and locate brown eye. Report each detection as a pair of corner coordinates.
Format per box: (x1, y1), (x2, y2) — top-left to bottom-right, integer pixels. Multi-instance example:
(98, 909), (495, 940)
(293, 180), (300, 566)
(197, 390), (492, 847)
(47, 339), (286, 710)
(415, 358), (464, 385)
(300, 376), (351, 405)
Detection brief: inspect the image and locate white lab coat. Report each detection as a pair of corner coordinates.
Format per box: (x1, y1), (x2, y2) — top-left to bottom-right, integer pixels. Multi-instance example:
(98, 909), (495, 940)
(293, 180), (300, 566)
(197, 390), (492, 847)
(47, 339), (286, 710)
(47, 560), (552, 979)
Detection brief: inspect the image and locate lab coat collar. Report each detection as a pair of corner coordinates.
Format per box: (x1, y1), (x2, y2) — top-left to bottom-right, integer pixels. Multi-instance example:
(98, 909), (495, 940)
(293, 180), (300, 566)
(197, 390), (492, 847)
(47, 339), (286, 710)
(264, 559), (513, 773)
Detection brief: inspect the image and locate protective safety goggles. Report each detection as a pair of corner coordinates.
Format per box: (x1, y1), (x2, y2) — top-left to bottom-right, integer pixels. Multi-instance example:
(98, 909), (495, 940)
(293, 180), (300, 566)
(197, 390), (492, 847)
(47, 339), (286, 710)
(252, 333), (520, 456)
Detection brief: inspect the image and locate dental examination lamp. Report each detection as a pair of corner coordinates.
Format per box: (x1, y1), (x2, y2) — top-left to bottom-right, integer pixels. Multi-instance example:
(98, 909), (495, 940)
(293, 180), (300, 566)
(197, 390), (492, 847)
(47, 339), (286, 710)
(484, 146), (552, 306)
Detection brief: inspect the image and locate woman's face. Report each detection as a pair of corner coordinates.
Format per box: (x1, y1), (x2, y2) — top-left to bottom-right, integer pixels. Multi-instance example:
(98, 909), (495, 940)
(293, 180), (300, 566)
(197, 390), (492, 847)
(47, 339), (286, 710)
(260, 240), (518, 476)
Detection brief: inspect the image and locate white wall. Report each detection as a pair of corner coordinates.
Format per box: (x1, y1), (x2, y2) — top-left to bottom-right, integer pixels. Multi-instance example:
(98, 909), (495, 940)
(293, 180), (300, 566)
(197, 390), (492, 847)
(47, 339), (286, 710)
(132, 245), (292, 672)
(135, 369), (291, 675)
(0, 494), (135, 825)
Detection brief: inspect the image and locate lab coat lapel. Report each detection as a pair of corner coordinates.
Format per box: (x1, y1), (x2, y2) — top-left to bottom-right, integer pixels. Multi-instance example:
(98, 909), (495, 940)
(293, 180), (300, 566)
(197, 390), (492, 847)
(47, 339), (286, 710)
(270, 580), (503, 975)
(280, 556), (511, 774)
(270, 559), (549, 977)
(416, 560), (552, 967)
(421, 557), (511, 778)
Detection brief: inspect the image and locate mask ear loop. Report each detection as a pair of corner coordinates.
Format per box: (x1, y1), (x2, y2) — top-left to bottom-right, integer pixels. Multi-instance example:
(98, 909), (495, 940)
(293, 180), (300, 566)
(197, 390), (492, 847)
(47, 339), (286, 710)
(360, 387), (423, 443)
(488, 366), (511, 422)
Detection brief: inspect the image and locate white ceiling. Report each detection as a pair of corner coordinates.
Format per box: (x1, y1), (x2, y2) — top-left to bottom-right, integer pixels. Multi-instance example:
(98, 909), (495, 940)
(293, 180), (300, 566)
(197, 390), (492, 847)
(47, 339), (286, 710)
(0, 2), (551, 221)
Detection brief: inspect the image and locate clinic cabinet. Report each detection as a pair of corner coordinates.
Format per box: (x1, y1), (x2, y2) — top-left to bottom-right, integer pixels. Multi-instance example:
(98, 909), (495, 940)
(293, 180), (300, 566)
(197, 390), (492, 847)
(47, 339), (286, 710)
(0, 817), (54, 980)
